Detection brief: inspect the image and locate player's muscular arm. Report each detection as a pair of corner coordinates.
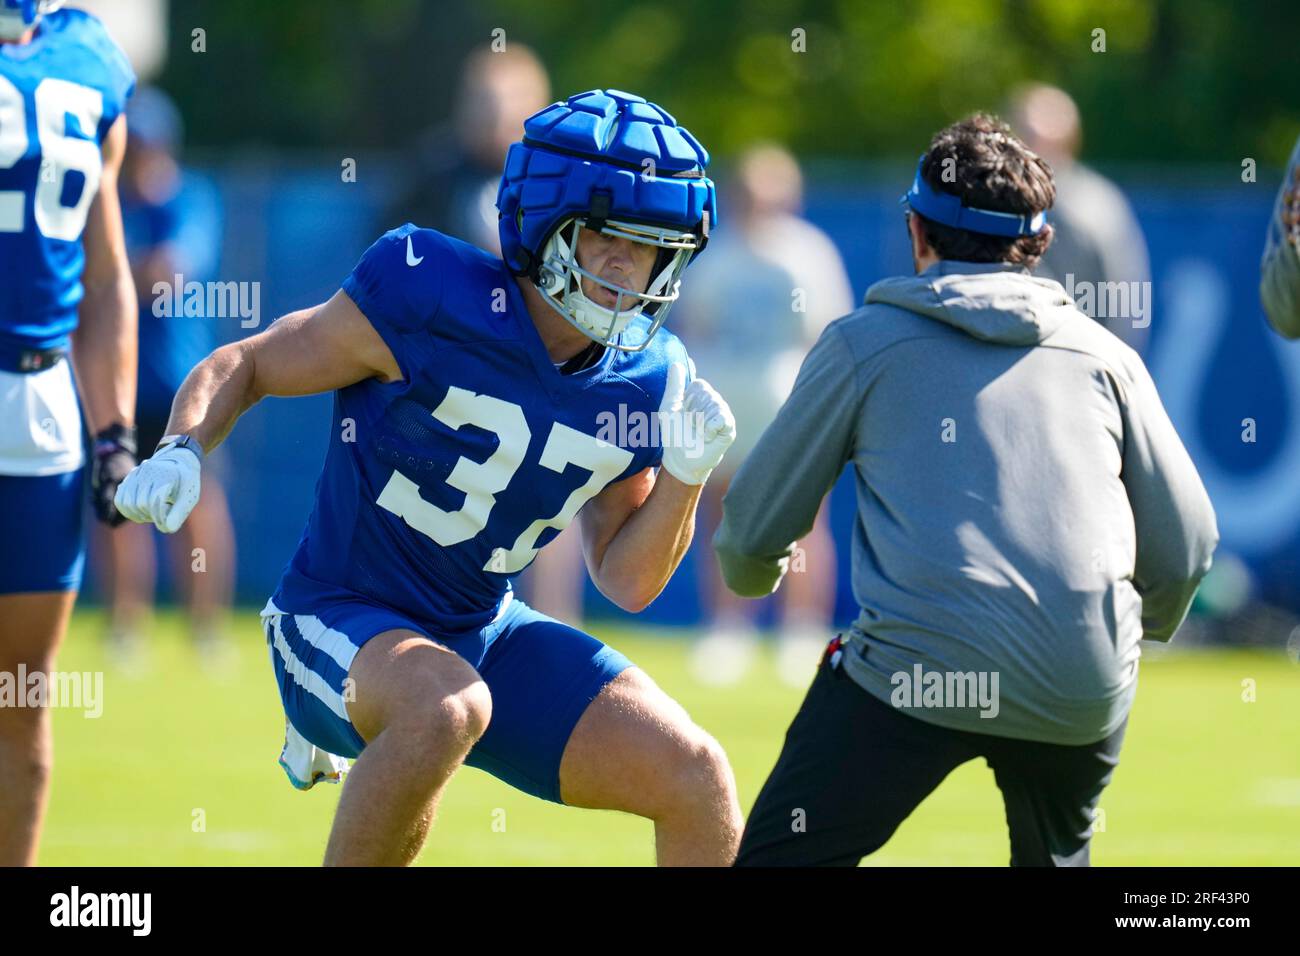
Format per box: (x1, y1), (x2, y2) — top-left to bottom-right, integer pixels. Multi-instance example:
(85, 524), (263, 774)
(579, 467), (703, 613)
(115, 289), (399, 532)
(579, 363), (737, 612)
(70, 115), (135, 434)
(165, 289), (401, 452)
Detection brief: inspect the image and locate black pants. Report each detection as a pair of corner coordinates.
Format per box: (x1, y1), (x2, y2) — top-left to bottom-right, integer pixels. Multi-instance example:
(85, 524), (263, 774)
(735, 647), (1127, 867)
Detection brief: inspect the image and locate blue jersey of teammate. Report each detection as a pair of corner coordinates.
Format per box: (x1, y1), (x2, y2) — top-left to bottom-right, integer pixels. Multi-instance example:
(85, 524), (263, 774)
(0, 8), (135, 356)
(272, 224), (694, 634)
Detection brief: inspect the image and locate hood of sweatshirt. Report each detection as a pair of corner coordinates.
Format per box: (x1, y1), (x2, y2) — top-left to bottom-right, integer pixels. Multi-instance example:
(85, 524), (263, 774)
(864, 260), (1078, 346)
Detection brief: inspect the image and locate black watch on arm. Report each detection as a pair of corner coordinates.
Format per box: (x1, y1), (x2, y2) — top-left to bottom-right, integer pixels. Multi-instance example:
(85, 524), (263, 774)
(156, 433), (206, 465)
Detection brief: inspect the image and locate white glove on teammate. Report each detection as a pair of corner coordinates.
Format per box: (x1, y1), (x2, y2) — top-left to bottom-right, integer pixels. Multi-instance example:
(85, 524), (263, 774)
(114, 443), (203, 533)
(657, 361), (736, 486)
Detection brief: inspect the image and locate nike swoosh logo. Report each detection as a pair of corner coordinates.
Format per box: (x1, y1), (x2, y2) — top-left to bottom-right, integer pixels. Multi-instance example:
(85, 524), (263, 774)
(406, 235), (424, 267)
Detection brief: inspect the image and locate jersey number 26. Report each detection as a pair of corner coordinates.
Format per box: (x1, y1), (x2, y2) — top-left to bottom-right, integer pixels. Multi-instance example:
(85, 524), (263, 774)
(0, 76), (103, 240)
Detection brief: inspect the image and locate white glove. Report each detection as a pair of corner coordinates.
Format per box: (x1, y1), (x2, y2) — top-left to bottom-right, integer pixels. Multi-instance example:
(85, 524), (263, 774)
(114, 444), (202, 533)
(657, 361), (736, 486)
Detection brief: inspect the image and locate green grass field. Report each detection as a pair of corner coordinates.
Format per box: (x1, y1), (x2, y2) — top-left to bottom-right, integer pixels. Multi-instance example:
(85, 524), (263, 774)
(39, 610), (1300, 866)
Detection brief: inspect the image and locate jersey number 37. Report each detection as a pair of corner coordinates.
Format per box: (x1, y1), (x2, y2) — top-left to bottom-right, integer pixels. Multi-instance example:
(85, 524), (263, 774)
(376, 385), (636, 574)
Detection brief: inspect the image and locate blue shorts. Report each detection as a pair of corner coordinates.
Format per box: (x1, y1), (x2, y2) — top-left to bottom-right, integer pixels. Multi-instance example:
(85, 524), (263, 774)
(262, 592), (633, 803)
(0, 469), (85, 594)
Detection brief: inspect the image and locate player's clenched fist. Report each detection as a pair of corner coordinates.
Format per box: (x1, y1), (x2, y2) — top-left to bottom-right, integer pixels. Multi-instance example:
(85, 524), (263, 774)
(657, 361), (737, 486)
(114, 437), (204, 533)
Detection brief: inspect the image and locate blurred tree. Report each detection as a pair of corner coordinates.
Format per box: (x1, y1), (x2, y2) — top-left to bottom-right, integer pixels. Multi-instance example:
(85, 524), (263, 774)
(160, 0), (1300, 166)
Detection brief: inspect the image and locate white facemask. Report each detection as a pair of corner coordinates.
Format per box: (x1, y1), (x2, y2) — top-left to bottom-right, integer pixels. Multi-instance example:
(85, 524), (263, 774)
(534, 217), (699, 352)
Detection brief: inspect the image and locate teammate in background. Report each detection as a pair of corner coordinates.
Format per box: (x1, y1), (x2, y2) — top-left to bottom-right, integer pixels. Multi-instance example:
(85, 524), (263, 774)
(91, 85), (234, 667)
(1260, 134), (1300, 338)
(116, 90), (745, 866)
(718, 115), (1216, 866)
(1008, 84), (1152, 353)
(676, 144), (853, 687)
(0, 0), (136, 865)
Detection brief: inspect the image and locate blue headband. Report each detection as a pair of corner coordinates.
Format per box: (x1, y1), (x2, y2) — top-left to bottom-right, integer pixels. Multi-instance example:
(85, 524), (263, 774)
(900, 156), (1047, 238)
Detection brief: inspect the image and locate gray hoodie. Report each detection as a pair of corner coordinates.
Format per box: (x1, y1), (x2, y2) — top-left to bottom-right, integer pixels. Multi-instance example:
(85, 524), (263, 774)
(714, 259), (1218, 745)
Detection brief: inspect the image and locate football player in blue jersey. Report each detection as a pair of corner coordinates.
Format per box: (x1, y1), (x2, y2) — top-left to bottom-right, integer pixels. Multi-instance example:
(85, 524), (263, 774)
(116, 90), (745, 865)
(0, 0), (137, 865)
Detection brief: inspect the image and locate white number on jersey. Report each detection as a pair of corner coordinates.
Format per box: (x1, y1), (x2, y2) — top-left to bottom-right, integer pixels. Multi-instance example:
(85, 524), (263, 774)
(376, 386), (530, 548)
(375, 387), (635, 572)
(0, 76), (104, 239)
(490, 422), (633, 572)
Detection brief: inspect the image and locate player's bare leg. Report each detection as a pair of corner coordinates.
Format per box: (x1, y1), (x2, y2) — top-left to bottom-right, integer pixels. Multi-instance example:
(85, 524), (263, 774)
(0, 590), (77, 866)
(559, 667), (742, 865)
(324, 629), (492, 866)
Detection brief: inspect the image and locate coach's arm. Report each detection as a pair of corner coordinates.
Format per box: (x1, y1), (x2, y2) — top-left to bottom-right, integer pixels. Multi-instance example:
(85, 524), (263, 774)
(1119, 358), (1219, 642)
(714, 324), (863, 597)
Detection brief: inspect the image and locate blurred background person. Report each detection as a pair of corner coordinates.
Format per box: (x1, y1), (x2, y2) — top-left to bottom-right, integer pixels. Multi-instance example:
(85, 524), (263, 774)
(1007, 84), (1153, 354)
(383, 43), (550, 255)
(92, 85), (234, 667)
(381, 44), (585, 623)
(677, 144), (854, 686)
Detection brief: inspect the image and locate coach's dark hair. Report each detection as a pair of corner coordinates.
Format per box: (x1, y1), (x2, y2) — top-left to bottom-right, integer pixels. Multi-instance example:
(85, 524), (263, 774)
(914, 113), (1055, 269)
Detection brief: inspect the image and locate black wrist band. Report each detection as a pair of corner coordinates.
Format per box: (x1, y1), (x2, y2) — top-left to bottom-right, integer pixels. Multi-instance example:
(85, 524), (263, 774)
(95, 423), (138, 456)
(156, 433), (206, 466)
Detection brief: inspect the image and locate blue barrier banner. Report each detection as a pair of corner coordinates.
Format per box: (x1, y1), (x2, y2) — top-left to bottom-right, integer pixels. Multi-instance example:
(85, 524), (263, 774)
(181, 167), (1297, 623)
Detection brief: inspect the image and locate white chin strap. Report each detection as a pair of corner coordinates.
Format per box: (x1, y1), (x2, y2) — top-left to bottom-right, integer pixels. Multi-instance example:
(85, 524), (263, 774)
(535, 217), (697, 351)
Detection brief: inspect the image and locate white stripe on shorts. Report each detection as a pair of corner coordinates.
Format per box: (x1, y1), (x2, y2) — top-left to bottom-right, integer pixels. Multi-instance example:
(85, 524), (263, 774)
(262, 601), (359, 723)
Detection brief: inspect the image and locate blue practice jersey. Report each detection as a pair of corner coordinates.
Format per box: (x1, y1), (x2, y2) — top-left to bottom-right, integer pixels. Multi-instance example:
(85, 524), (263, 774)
(0, 9), (135, 355)
(273, 224), (694, 633)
